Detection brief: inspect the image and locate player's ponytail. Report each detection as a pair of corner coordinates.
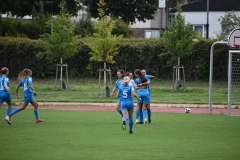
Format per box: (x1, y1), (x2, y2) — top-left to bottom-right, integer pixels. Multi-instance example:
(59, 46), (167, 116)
(122, 76), (130, 85)
(17, 68), (30, 80)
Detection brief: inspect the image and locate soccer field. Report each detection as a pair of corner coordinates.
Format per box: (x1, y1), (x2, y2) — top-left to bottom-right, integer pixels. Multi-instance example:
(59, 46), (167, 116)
(0, 109), (240, 160)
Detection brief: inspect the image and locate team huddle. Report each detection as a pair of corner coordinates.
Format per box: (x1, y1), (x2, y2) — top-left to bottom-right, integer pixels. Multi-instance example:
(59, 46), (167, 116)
(110, 69), (154, 134)
(0, 67), (43, 125)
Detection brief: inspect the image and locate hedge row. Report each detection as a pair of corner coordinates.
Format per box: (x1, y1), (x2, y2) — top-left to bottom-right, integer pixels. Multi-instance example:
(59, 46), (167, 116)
(0, 37), (230, 80)
(0, 18), (48, 39)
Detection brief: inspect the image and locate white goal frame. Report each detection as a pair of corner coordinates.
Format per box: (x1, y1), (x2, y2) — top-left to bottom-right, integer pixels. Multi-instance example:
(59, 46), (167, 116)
(228, 50), (240, 116)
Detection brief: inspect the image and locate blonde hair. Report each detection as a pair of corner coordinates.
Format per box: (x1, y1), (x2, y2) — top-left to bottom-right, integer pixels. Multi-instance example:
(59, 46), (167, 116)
(0, 67), (8, 75)
(122, 76), (130, 85)
(17, 68), (31, 80)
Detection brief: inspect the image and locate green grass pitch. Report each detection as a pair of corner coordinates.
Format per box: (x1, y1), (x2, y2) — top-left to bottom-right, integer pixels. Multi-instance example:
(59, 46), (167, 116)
(0, 109), (240, 160)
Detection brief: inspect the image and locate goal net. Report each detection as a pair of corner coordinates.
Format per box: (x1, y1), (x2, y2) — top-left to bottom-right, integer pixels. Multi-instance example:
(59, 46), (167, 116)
(228, 50), (240, 116)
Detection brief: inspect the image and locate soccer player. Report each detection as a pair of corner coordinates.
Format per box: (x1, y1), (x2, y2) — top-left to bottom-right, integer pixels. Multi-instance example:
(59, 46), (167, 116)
(126, 72), (136, 88)
(117, 76), (141, 134)
(134, 69), (150, 124)
(0, 67), (12, 125)
(141, 69), (154, 124)
(110, 69), (124, 117)
(10, 68), (43, 123)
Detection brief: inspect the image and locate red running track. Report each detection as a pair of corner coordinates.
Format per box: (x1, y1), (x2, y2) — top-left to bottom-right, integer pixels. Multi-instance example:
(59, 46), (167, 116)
(33, 106), (240, 115)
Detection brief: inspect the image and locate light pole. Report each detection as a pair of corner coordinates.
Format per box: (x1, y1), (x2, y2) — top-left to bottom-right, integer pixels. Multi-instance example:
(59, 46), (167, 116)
(206, 0), (209, 38)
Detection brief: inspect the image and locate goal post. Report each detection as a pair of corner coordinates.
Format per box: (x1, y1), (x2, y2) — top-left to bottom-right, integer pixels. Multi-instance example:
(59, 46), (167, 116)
(228, 50), (240, 116)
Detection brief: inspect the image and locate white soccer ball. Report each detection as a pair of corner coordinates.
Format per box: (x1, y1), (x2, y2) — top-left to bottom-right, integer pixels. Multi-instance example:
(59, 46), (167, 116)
(185, 108), (191, 113)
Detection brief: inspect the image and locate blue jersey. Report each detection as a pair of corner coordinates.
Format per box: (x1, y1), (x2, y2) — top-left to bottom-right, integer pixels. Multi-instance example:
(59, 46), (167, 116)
(118, 85), (134, 102)
(18, 76), (34, 93)
(135, 77), (149, 90)
(135, 77), (150, 104)
(115, 78), (123, 90)
(145, 75), (152, 92)
(0, 76), (10, 92)
(115, 78), (123, 103)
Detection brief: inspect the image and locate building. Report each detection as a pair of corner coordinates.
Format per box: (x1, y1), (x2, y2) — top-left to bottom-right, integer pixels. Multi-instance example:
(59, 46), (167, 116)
(130, 8), (167, 38)
(170, 0), (240, 38)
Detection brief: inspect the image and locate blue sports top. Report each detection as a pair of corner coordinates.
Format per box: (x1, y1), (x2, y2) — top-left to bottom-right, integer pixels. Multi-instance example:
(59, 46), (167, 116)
(0, 76), (10, 92)
(115, 78), (123, 91)
(135, 77), (149, 91)
(18, 76), (34, 93)
(145, 75), (152, 91)
(118, 85), (134, 101)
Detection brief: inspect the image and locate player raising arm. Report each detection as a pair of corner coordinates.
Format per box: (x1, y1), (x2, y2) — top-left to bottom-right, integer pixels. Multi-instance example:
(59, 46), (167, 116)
(141, 69), (154, 124)
(110, 69), (125, 118)
(135, 69), (150, 124)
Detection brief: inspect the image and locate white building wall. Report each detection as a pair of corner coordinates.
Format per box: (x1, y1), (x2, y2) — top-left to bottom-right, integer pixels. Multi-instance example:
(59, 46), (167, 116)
(130, 18), (152, 28)
(130, 8), (166, 29)
(182, 11), (240, 38)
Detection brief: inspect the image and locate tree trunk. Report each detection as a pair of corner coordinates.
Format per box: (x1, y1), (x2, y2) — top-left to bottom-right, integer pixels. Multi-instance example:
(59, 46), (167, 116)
(104, 61), (107, 87)
(60, 57), (63, 90)
(103, 61), (107, 97)
(177, 56), (180, 80)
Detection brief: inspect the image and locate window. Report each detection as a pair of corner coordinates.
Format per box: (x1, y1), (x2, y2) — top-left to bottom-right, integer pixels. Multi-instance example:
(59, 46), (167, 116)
(169, 13), (175, 25)
(145, 30), (160, 38)
(193, 25), (206, 37)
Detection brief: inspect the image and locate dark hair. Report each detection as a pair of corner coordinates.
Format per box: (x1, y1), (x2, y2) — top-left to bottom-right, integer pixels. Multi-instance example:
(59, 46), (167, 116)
(0, 67), (8, 75)
(126, 72), (132, 76)
(117, 69), (125, 78)
(134, 69), (147, 83)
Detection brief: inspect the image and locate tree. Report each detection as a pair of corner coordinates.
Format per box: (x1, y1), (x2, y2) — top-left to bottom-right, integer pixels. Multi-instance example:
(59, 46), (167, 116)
(38, 2), (78, 89)
(161, 4), (195, 90)
(218, 11), (240, 36)
(74, 13), (95, 38)
(112, 19), (134, 38)
(83, 0), (123, 97)
(80, 0), (158, 24)
(0, 0), (81, 17)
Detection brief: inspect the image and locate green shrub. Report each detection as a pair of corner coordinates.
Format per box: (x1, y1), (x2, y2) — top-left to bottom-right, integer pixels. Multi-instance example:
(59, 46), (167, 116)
(0, 18), (47, 39)
(0, 37), (230, 80)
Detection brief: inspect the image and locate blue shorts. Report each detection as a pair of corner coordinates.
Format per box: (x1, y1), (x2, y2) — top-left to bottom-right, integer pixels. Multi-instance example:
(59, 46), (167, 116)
(137, 89), (149, 104)
(23, 92), (35, 103)
(121, 101), (134, 111)
(0, 92), (12, 104)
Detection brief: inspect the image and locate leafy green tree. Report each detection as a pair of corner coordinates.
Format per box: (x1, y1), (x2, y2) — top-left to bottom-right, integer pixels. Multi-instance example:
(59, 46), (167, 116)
(80, 0), (158, 24)
(0, 0), (81, 17)
(112, 19), (134, 38)
(161, 4), (195, 90)
(74, 13), (95, 38)
(218, 11), (240, 36)
(83, 0), (123, 97)
(39, 2), (78, 89)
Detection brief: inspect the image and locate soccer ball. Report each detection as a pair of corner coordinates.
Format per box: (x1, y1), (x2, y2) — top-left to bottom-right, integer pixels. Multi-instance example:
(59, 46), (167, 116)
(185, 108), (191, 113)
